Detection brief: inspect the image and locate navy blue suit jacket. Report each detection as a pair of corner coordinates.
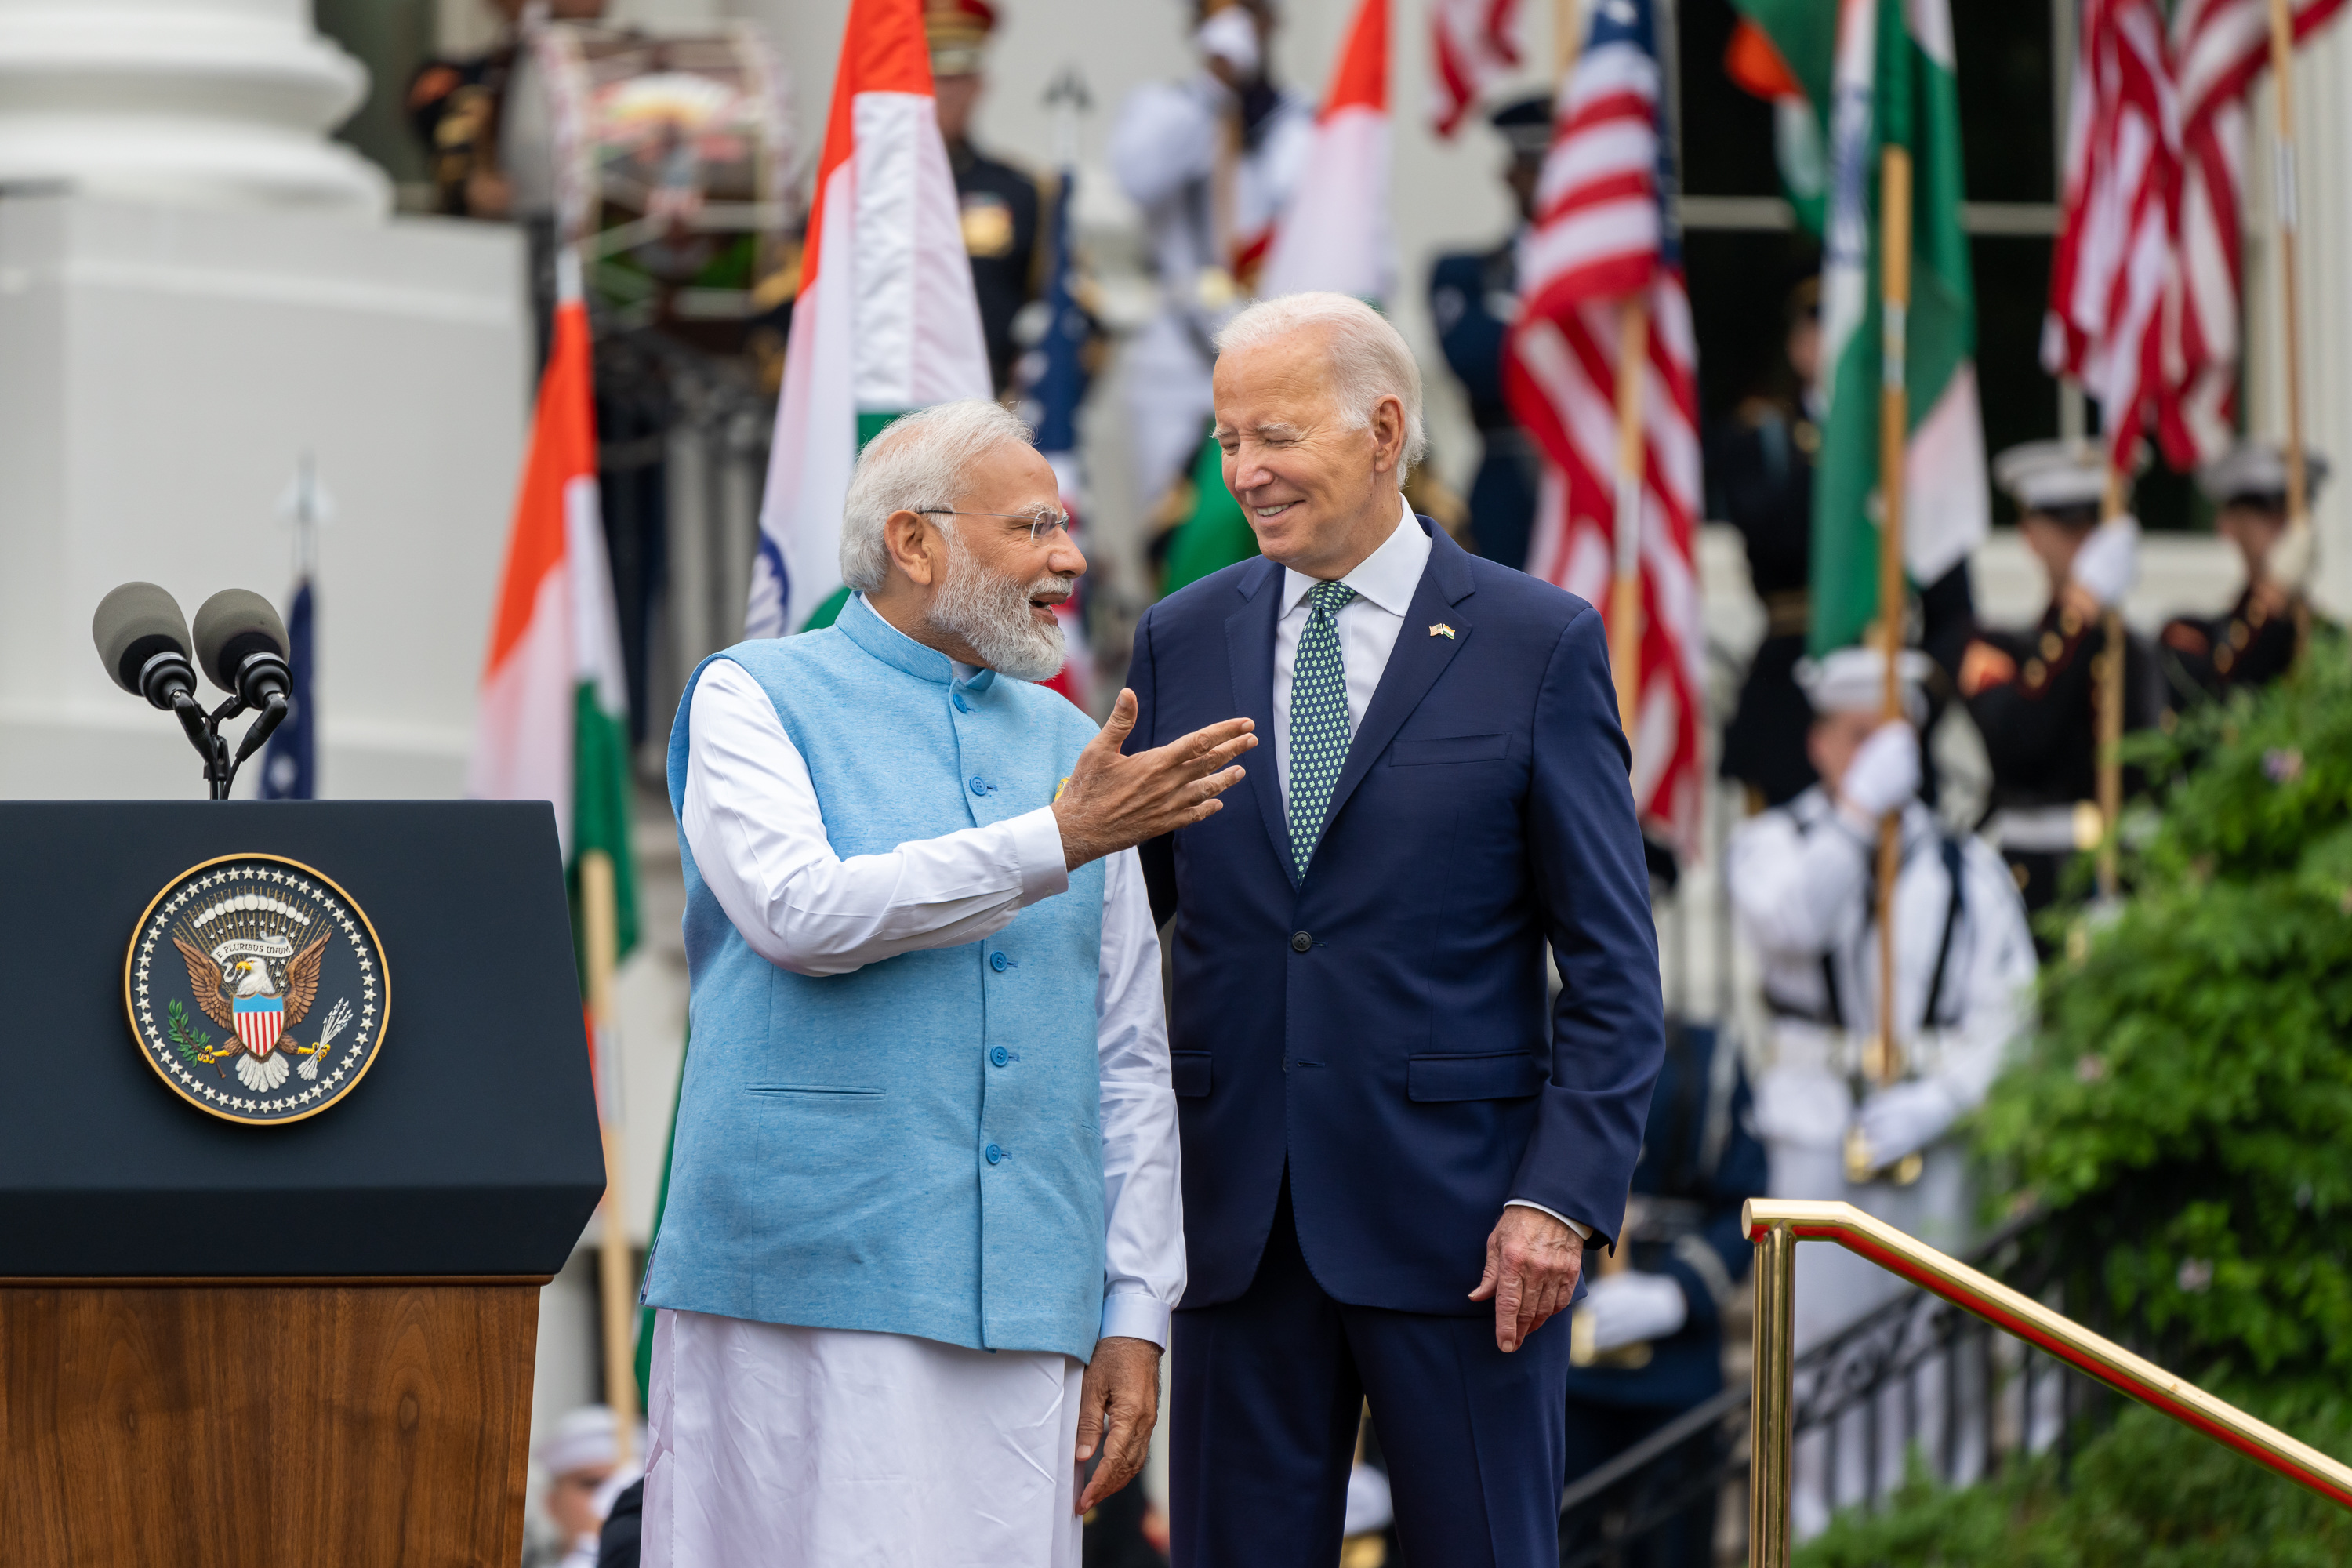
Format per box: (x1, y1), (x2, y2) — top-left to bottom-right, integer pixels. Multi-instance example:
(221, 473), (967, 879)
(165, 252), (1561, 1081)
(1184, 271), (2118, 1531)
(1125, 517), (1666, 1315)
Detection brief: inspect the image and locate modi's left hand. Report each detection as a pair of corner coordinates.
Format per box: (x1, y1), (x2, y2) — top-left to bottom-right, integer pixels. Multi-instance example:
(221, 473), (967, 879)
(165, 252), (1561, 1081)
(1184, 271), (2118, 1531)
(1469, 1206), (1585, 1353)
(1074, 1335), (1162, 1514)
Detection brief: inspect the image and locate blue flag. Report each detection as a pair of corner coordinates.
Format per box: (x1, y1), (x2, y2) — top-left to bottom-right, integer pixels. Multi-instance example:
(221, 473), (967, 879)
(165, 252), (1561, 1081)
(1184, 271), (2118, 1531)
(1014, 165), (1089, 457)
(260, 577), (313, 799)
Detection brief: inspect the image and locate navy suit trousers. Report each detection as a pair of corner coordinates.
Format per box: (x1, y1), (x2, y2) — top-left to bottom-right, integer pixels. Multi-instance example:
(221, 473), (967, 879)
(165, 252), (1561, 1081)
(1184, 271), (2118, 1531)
(1168, 1176), (1573, 1568)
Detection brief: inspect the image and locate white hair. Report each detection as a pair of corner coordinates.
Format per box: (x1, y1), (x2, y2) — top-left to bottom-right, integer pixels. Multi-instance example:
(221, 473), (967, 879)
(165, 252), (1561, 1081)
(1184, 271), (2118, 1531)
(1214, 292), (1428, 486)
(839, 399), (1036, 593)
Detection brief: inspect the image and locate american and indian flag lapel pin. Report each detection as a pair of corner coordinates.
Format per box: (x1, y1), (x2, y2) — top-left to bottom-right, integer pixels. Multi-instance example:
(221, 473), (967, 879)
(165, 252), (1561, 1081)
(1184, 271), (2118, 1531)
(1428, 622), (1457, 640)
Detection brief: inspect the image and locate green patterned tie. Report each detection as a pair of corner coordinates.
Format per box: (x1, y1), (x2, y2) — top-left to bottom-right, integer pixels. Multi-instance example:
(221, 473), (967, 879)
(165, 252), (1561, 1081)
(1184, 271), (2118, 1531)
(1287, 580), (1359, 878)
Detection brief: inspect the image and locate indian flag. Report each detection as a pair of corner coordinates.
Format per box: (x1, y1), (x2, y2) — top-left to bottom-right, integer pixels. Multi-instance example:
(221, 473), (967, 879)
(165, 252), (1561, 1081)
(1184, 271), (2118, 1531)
(1749, 0), (1987, 654)
(467, 251), (638, 967)
(746, 0), (992, 639)
(1258, 0), (1392, 303)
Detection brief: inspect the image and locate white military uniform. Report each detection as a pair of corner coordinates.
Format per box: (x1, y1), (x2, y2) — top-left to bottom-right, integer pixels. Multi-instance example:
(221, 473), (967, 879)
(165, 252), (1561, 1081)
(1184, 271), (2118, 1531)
(1727, 785), (2035, 1533)
(1109, 67), (1312, 517)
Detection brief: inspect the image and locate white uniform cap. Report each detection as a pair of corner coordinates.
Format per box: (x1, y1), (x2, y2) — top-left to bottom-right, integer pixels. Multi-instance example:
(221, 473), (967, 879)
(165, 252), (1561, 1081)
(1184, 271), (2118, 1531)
(1992, 438), (2107, 516)
(2194, 441), (2331, 507)
(1796, 645), (1934, 724)
(535, 1405), (623, 1478)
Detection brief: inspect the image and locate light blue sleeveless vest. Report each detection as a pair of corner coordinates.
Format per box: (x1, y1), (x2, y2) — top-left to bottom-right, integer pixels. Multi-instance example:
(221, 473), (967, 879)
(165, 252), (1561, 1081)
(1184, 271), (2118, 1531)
(646, 593), (1109, 1360)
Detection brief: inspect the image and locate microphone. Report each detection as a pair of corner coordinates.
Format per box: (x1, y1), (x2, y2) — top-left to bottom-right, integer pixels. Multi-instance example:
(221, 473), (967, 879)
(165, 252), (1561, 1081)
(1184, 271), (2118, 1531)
(193, 589), (292, 709)
(93, 582), (198, 710)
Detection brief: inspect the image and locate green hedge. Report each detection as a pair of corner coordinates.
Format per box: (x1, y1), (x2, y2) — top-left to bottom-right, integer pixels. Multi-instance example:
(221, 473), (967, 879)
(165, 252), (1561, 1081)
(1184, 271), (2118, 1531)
(1796, 639), (2352, 1562)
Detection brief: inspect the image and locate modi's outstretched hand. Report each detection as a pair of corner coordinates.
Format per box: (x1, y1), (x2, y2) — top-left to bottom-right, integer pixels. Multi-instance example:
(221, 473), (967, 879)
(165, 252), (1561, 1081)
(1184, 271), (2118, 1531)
(1053, 689), (1255, 870)
(1074, 1335), (1162, 1514)
(1469, 1205), (1586, 1353)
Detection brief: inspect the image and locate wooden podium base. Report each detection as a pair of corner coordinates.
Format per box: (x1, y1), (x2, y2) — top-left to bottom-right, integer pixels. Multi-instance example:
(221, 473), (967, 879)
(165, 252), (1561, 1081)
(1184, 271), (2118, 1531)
(2, 1278), (547, 1567)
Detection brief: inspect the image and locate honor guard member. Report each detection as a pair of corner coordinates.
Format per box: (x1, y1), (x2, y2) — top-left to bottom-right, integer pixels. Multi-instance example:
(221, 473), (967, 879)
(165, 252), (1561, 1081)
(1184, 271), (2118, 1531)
(1109, 0), (1312, 520)
(1711, 274), (1826, 808)
(1958, 441), (2161, 915)
(1726, 648), (2034, 1532)
(1559, 1022), (1769, 1568)
(2159, 441), (2330, 704)
(930, 0), (1044, 397)
(1427, 96), (1551, 572)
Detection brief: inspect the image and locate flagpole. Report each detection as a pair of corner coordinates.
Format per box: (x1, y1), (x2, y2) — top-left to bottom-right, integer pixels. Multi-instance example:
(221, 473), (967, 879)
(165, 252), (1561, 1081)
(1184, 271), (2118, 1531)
(1870, 145), (1912, 1096)
(582, 847), (637, 1464)
(2096, 467), (2125, 900)
(2263, 0), (2313, 662)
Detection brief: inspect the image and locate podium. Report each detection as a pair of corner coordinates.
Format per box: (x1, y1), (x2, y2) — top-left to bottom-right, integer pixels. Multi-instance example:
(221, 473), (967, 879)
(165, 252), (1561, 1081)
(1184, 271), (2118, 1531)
(0, 802), (607, 1566)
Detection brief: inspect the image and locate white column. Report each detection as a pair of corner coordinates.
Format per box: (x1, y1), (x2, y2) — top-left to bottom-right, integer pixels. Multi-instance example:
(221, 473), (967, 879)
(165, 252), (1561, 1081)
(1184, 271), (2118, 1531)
(0, 0), (387, 216)
(2246, 24), (2352, 619)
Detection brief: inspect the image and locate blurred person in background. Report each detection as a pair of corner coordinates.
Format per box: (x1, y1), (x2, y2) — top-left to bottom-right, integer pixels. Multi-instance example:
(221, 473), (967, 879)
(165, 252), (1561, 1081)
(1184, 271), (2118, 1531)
(1111, 0), (1312, 532)
(1427, 96), (1551, 574)
(1959, 441), (2161, 919)
(524, 1406), (642, 1568)
(2160, 441), (2330, 706)
(1726, 647), (2034, 1537)
(1557, 1020), (1766, 1568)
(929, 0), (1046, 397)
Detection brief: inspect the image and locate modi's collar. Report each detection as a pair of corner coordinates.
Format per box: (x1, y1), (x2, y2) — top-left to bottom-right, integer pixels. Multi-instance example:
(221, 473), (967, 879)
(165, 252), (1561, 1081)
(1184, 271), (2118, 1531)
(835, 592), (1000, 697)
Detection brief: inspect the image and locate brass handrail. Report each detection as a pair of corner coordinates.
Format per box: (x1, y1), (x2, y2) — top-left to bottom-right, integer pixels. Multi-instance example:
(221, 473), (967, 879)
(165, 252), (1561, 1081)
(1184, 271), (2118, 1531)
(1744, 1199), (2352, 1566)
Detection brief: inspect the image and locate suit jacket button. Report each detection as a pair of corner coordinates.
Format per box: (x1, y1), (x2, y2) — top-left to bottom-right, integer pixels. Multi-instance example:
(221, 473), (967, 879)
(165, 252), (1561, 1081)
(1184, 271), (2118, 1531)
(1290, 931), (1313, 953)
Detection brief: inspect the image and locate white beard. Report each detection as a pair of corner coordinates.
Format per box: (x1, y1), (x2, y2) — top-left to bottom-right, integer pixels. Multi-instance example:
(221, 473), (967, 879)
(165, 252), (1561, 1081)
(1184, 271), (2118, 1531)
(236, 1051), (292, 1091)
(926, 528), (1069, 682)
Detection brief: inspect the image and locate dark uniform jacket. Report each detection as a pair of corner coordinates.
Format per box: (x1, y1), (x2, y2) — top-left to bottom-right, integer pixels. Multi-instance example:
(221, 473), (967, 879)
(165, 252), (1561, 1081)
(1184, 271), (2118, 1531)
(2159, 586), (2302, 705)
(1708, 397), (1818, 806)
(1431, 242), (1540, 572)
(1960, 600), (2161, 911)
(949, 139), (1041, 396)
(1562, 1022), (1768, 1412)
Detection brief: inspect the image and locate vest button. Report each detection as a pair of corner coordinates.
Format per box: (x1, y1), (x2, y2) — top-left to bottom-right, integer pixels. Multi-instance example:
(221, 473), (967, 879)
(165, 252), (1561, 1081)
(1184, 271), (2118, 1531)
(1290, 931), (1313, 953)
(970, 775), (989, 795)
(984, 1143), (1004, 1165)
(989, 1046), (1010, 1067)
(989, 950), (1009, 971)
(953, 694), (971, 713)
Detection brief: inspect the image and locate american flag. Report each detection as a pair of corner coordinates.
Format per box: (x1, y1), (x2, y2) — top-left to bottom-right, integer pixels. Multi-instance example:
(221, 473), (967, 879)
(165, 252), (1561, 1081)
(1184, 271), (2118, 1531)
(1429, 0), (1523, 137)
(2044, 0), (2183, 474)
(2167, 0), (2345, 463)
(1501, 0), (1703, 859)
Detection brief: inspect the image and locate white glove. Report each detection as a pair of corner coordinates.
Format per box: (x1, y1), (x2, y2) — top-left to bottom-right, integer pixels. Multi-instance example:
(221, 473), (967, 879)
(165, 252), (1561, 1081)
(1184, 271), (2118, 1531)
(1577, 1269), (1689, 1352)
(2071, 515), (2141, 608)
(1195, 7), (1261, 74)
(1838, 719), (1919, 819)
(1854, 1079), (1960, 1168)
(2267, 518), (2318, 593)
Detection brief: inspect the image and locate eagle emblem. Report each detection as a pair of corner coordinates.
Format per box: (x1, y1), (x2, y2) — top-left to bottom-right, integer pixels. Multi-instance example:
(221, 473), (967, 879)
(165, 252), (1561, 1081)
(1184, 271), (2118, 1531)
(127, 855), (390, 1126)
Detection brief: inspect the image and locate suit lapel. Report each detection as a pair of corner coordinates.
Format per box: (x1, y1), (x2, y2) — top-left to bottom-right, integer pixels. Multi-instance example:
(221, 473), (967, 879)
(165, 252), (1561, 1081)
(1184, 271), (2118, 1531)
(1319, 524), (1479, 838)
(1223, 558), (1296, 884)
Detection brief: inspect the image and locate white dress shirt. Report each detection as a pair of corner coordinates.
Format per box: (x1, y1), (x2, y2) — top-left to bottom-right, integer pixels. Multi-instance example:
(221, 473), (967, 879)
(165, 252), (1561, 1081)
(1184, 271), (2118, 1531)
(679, 652), (1184, 1348)
(1272, 498), (1588, 1241)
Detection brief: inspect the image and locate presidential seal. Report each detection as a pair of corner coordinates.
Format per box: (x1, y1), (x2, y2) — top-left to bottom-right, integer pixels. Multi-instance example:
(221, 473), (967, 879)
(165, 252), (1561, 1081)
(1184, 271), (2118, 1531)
(125, 854), (390, 1126)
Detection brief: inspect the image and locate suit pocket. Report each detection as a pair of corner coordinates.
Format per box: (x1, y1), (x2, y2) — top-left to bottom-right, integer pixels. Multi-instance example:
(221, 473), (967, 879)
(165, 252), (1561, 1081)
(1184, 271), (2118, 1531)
(1388, 734), (1509, 767)
(1406, 1051), (1543, 1102)
(1170, 1051), (1212, 1098)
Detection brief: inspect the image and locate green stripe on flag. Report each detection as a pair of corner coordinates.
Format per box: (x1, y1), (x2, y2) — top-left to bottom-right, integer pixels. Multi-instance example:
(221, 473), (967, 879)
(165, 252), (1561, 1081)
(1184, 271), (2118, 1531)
(1808, 0), (1977, 655)
(633, 1026), (688, 1408)
(568, 678), (638, 980)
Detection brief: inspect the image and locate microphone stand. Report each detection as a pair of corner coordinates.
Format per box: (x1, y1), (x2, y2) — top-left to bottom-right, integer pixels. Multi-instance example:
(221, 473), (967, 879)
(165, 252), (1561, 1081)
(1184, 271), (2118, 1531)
(171, 689), (289, 800)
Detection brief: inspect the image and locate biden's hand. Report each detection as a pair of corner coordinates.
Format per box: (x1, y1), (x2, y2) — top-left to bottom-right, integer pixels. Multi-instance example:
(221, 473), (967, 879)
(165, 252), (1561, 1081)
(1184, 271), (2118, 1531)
(1053, 688), (1254, 870)
(1470, 1205), (1585, 1353)
(1074, 1334), (1162, 1515)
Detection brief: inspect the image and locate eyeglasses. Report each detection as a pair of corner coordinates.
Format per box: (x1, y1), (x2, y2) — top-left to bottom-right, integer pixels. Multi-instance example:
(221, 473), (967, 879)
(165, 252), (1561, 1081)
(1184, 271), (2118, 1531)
(919, 508), (1073, 544)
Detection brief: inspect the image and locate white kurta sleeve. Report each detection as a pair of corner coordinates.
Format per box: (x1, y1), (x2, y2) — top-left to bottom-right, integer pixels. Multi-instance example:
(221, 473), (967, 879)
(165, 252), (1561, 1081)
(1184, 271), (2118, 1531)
(1109, 78), (1222, 209)
(1725, 804), (1873, 958)
(1094, 847), (1185, 1348)
(681, 660), (1071, 977)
